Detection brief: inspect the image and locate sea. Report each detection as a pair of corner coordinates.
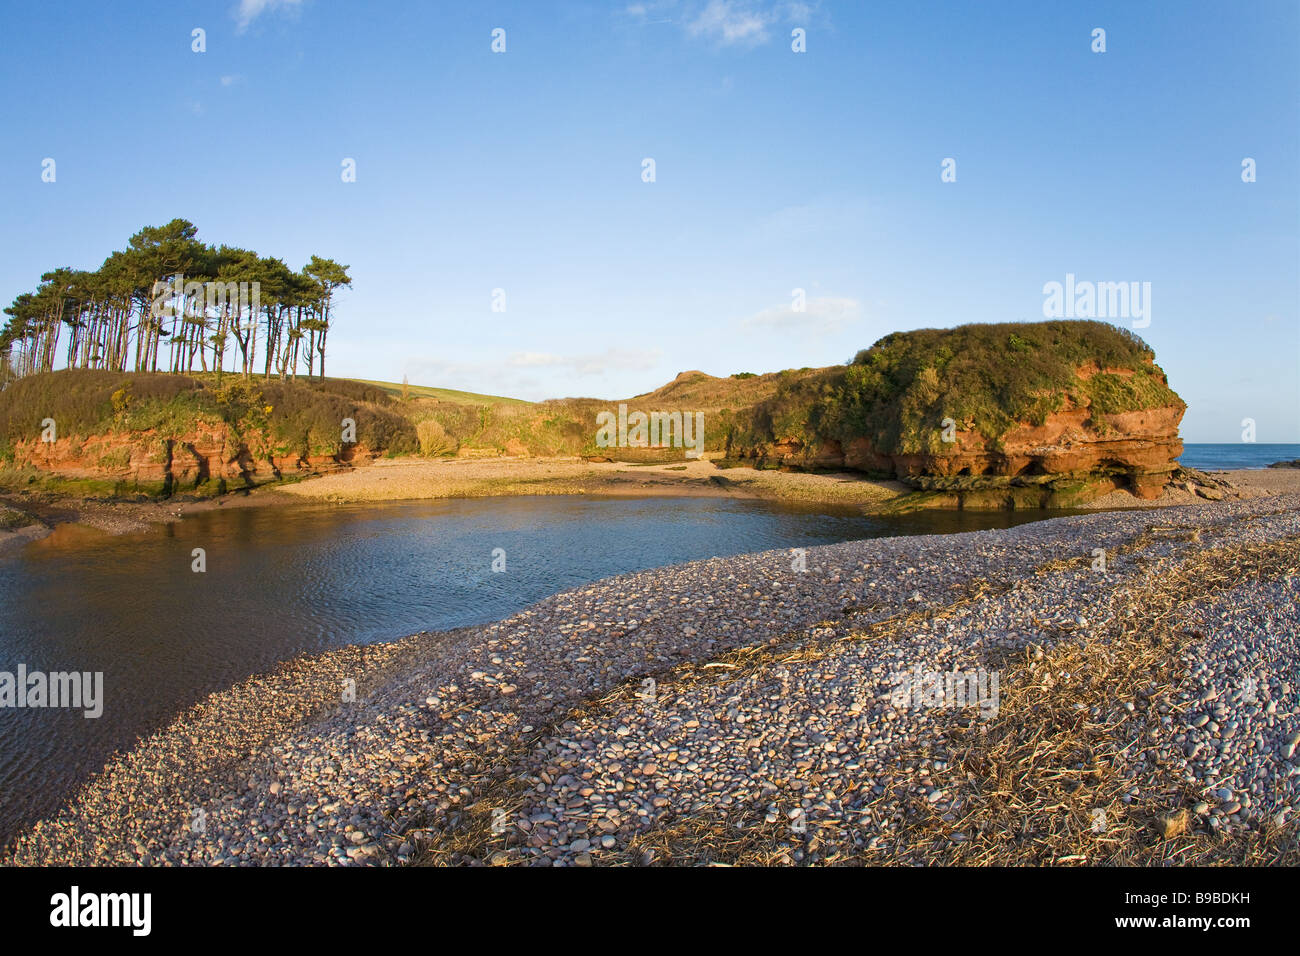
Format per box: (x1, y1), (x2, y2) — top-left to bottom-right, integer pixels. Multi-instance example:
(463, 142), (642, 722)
(1177, 443), (1300, 471)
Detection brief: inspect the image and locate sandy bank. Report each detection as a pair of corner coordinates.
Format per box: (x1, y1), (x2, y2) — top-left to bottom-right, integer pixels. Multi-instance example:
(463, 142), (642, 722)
(269, 456), (1300, 511)
(271, 456), (909, 509)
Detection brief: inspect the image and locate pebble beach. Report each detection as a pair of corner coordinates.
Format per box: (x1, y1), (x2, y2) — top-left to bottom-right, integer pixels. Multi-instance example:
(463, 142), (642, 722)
(4, 489), (1298, 866)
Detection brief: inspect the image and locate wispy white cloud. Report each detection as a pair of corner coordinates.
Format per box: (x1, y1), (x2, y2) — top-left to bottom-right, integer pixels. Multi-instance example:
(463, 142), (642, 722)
(235, 0), (304, 32)
(683, 1), (815, 47)
(687, 0), (772, 46)
(623, 1), (677, 25)
(398, 348), (666, 401)
(507, 348), (664, 376)
(741, 296), (861, 333)
(507, 351), (563, 369)
(401, 356), (544, 400)
(751, 197), (871, 244)
(624, 1), (816, 45)
(220, 74), (243, 87)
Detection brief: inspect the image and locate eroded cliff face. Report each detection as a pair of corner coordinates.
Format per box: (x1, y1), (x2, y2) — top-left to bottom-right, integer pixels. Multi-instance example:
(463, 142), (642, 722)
(731, 361), (1187, 508)
(11, 426), (372, 494)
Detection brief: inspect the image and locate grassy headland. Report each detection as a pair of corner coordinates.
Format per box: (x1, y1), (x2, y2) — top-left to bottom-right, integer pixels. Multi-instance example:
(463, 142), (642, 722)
(0, 370), (416, 498)
(0, 320), (1208, 515)
(725, 320), (1182, 460)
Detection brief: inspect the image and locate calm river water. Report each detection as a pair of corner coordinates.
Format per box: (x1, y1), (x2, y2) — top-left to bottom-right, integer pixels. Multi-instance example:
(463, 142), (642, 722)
(0, 494), (1068, 845)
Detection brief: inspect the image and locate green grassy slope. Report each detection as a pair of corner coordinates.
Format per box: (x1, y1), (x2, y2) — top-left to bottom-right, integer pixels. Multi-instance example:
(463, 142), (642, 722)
(353, 379), (533, 407)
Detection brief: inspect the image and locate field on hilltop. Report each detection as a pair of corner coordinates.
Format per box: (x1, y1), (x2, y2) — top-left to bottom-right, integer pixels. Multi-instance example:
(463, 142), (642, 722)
(354, 379), (533, 408)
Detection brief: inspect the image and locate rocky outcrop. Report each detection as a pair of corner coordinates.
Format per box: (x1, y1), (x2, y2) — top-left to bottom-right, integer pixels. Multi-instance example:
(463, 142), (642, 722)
(726, 321), (1189, 508)
(745, 393), (1184, 505)
(12, 426), (373, 495)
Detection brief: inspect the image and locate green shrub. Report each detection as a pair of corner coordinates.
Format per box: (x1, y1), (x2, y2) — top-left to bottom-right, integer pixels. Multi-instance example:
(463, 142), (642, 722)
(309, 378), (395, 406)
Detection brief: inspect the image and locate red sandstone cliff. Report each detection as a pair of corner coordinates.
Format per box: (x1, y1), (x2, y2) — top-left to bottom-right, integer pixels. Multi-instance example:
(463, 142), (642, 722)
(12, 426), (374, 494)
(729, 349), (1188, 507)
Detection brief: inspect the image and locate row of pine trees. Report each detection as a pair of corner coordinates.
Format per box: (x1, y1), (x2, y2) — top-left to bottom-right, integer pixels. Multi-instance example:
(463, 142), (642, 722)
(0, 219), (350, 383)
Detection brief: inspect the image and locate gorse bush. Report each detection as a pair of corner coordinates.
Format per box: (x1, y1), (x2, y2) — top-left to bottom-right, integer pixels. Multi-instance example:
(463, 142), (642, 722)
(213, 378), (266, 423)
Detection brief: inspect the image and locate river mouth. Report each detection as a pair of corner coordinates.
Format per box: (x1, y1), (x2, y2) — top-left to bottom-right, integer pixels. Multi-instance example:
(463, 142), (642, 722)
(0, 494), (1084, 845)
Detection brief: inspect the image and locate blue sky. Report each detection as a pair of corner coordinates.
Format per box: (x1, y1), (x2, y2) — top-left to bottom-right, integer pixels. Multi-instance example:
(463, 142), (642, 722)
(1, 0), (1296, 442)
